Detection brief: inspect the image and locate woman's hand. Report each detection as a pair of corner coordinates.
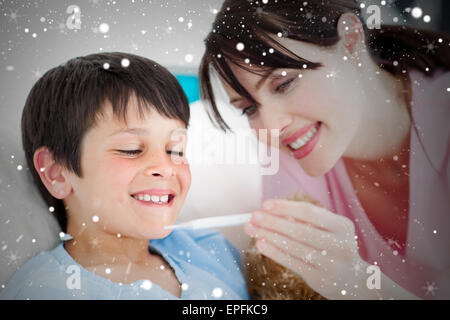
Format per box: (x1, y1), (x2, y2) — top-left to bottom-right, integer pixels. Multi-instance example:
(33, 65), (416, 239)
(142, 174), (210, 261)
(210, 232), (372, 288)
(244, 198), (373, 299)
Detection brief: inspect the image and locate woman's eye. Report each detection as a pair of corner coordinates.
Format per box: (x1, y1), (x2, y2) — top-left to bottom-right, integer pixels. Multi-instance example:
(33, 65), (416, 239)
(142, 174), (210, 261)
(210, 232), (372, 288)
(167, 150), (184, 157)
(117, 149), (142, 156)
(275, 78), (295, 92)
(241, 105), (257, 117)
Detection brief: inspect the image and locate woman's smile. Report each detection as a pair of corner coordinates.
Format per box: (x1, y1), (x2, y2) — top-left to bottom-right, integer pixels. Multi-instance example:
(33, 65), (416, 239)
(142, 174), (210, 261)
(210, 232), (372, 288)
(282, 122), (322, 160)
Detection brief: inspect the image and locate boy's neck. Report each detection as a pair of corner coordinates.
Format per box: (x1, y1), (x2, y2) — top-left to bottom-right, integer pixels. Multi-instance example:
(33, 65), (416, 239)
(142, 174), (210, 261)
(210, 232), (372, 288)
(65, 220), (182, 297)
(65, 222), (153, 267)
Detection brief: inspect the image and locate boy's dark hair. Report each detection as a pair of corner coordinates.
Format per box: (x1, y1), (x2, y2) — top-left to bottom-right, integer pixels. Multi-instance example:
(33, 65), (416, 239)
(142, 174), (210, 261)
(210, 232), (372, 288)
(21, 52), (190, 232)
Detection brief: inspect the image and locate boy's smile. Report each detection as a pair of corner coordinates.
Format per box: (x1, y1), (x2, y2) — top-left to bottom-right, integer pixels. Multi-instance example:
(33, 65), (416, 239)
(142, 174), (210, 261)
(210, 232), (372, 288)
(63, 96), (191, 240)
(130, 188), (175, 206)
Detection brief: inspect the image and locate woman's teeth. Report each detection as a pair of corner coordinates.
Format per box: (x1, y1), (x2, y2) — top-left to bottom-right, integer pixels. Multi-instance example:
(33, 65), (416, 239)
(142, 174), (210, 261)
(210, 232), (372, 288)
(289, 124), (319, 150)
(133, 194), (170, 204)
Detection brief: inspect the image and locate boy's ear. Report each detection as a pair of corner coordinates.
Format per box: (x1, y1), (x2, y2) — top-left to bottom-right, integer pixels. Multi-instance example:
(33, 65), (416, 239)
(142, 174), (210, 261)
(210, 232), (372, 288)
(33, 147), (72, 199)
(336, 13), (365, 58)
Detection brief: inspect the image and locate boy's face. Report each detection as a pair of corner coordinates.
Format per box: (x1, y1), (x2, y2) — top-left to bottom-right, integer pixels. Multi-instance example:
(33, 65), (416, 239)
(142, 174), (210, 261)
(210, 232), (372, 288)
(64, 98), (190, 239)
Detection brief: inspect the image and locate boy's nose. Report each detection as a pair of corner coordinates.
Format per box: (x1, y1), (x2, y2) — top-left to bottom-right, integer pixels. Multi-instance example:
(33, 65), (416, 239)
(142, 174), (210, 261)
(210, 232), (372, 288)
(143, 165), (175, 179)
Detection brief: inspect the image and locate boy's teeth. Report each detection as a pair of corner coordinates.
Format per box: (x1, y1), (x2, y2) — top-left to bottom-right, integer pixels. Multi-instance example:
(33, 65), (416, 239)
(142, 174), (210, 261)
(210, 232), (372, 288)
(134, 194), (171, 204)
(289, 124), (319, 151)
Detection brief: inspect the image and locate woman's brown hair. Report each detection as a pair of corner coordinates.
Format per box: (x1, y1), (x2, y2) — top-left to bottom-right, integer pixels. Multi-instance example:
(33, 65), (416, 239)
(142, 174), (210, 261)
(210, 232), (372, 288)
(199, 0), (450, 131)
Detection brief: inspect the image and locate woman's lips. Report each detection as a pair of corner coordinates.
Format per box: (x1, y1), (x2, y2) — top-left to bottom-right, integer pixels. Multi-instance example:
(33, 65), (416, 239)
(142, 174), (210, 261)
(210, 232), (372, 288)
(282, 122), (321, 146)
(283, 122), (322, 160)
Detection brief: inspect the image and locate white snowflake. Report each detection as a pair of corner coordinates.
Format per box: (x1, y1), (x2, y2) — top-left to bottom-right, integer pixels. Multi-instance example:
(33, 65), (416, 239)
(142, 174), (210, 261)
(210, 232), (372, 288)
(352, 260), (364, 276)
(386, 237), (401, 249)
(140, 280), (152, 290)
(57, 21), (68, 34)
(98, 23), (109, 34)
(423, 281), (438, 296)
(211, 287), (223, 298)
(89, 0), (103, 6)
(165, 26), (173, 35)
(5, 9), (26, 29)
(89, 237), (101, 248)
(32, 68), (43, 80)
(424, 40), (437, 54)
(304, 252), (314, 263)
(209, 6), (218, 15)
(325, 68), (340, 83)
(411, 7), (423, 19)
(6, 251), (20, 266)
(131, 41), (139, 51)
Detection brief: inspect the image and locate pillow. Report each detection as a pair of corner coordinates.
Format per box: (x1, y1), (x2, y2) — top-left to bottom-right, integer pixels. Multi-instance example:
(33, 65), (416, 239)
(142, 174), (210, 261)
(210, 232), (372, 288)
(0, 126), (61, 288)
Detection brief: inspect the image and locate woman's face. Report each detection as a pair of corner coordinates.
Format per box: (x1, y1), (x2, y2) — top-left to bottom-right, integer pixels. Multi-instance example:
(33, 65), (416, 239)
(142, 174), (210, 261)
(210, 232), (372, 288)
(224, 37), (370, 176)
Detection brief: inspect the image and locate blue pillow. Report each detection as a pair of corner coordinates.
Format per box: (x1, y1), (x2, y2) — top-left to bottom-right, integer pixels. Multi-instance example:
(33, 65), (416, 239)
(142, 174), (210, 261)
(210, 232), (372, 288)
(175, 74), (200, 104)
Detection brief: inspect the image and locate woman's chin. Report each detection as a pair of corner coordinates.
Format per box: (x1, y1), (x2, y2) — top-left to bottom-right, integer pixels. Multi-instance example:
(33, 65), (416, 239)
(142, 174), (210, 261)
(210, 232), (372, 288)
(299, 162), (326, 177)
(297, 154), (338, 177)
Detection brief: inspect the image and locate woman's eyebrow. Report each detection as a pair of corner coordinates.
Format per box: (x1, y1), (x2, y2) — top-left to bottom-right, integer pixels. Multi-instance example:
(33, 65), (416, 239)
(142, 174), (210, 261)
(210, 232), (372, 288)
(229, 70), (276, 104)
(255, 69), (275, 90)
(230, 97), (243, 104)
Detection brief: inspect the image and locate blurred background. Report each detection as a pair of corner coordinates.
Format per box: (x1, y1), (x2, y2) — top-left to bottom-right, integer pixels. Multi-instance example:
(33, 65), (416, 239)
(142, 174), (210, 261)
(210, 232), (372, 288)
(0, 0), (449, 138)
(0, 0), (449, 289)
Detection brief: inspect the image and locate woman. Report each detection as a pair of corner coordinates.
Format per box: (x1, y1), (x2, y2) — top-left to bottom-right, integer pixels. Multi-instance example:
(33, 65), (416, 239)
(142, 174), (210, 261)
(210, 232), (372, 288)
(199, 0), (450, 299)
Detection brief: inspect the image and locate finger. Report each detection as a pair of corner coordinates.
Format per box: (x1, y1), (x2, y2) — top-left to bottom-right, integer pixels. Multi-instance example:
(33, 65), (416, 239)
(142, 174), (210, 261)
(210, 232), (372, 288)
(254, 237), (318, 279)
(250, 211), (333, 249)
(245, 223), (327, 266)
(262, 199), (352, 232)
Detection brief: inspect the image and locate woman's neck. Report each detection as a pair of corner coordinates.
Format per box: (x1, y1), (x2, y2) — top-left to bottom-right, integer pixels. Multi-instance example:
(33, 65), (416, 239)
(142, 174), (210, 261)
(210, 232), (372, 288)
(345, 66), (411, 161)
(343, 123), (411, 187)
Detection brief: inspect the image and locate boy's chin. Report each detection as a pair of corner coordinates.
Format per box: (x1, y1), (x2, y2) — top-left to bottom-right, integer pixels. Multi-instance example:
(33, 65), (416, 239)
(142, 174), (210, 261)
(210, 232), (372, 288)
(152, 229), (173, 239)
(142, 227), (174, 240)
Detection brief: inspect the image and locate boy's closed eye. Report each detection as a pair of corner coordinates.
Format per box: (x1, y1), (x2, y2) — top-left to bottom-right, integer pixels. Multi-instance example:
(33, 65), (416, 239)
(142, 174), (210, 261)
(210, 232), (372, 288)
(116, 149), (184, 157)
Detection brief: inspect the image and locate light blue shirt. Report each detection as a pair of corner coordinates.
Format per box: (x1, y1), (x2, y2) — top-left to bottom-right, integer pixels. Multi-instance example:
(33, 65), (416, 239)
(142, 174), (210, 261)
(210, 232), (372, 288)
(0, 229), (249, 300)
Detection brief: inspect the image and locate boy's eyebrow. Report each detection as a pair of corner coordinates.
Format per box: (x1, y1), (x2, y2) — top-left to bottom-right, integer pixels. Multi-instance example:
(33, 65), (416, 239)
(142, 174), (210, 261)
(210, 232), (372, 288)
(109, 127), (187, 137)
(109, 128), (149, 137)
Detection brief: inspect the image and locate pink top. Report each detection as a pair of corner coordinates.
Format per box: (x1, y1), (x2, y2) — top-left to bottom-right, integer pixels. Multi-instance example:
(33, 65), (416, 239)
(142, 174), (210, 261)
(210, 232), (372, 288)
(262, 70), (450, 299)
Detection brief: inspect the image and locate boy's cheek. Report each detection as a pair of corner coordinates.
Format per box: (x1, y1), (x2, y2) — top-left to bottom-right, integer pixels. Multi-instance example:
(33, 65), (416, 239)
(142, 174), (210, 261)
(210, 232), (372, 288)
(100, 157), (137, 181)
(78, 159), (135, 202)
(177, 164), (192, 194)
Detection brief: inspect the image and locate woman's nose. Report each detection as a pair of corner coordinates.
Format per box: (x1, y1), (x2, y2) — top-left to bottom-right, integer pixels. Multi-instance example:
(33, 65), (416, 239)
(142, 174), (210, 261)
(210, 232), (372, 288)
(258, 105), (291, 136)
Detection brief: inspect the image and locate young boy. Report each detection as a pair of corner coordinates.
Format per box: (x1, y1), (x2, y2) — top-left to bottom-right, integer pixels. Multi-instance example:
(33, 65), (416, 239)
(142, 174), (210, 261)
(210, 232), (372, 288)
(0, 52), (248, 299)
